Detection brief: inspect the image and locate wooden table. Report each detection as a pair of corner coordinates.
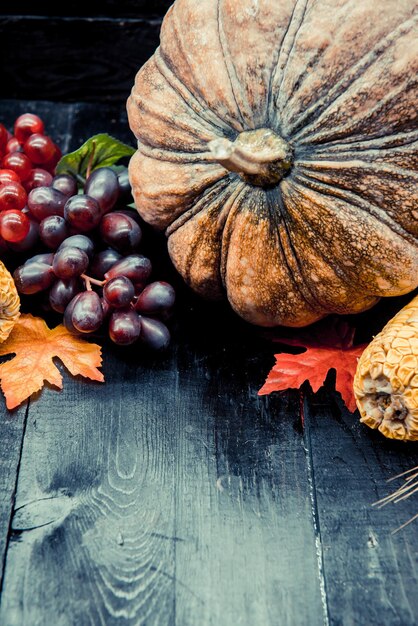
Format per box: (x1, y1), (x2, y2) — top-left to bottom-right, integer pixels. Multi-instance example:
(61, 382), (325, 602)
(1, 99), (418, 626)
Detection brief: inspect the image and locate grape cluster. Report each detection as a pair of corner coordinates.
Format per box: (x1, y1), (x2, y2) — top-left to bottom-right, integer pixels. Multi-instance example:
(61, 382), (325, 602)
(0, 114), (61, 247)
(2, 113), (176, 350)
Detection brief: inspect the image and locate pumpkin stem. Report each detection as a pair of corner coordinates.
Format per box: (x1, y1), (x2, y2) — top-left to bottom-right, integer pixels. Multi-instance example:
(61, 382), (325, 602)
(206, 128), (293, 187)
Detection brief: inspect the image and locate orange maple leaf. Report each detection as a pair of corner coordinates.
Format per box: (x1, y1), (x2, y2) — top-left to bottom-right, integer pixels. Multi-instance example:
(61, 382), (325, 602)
(0, 314), (104, 410)
(259, 320), (367, 413)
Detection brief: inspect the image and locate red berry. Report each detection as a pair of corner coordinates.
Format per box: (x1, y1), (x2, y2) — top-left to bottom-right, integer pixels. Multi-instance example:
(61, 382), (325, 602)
(2, 152), (32, 181)
(42, 144), (62, 173)
(0, 124), (8, 154)
(0, 169), (20, 184)
(23, 168), (53, 192)
(23, 134), (55, 165)
(0, 209), (30, 243)
(0, 182), (27, 212)
(6, 138), (23, 153)
(14, 113), (45, 144)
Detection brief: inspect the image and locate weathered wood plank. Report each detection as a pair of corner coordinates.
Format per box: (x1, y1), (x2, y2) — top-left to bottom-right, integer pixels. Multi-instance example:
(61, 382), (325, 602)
(0, 333), (327, 626)
(0, 403), (28, 590)
(305, 386), (418, 626)
(0, 17), (161, 103)
(172, 317), (327, 626)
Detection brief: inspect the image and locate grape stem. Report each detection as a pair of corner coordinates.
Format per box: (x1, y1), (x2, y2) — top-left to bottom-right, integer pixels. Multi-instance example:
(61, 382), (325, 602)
(81, 274), (105, 291)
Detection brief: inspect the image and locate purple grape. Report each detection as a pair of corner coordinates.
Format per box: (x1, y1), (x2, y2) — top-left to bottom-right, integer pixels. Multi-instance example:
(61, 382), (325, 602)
(52, 174), (77, 197)
(84, 167), (119, 214)
(100, 212), (142, 253)
(109, 309), (141, 345)
(8, 218), (39, 252)
(134, 281), (175, 314)
(39, 215), (70, 249)
(13, 262), (55, 294)
(64, 294), (83, 335)
(139, 316), (171, 350)
(103, 276), (135, 308)
(104, 254), (151, 284)
(27, 186), (67, 221)
(57, 234), (94, 259)
(64, 194), (101, 232)
(71, 291), (103, 333)
(49, 278), (82, 313)
(117, 168), (133, 203)
(53, 246), (89, 280)
(89, 248), (122, 280)
(24, 252), (54, 266)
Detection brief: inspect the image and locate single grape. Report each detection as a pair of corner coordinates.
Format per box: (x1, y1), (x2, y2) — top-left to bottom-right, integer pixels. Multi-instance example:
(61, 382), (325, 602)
(27, 186), (67, 220)
(0, 169), (20, 184)
(109, 309), (141, 345)
(100, 212), (142, 253)
(117, 168), (133, 203)
(71, 291), (103, 333)
(0, 182), (27, 212)
(6, 138), (22, 154)
(7, 217), (39, 252)
(139, 316), (171, 350)
(84, 167), (119, 214)
(24, 252), (54, 266)
(14, 113), (45, 143)
(134, 281), (175, 314)
(39, 215), (70, 249)
(63, 294), (84, 335)
(89, 248), (122, 279)
(52, 174), (77, 197)
(23, 133), (56, 165)
(58, 234), (94, 259)
(53, 246), (90, 280)
(13, 262), (55, 294)
(100, 297), (111, 318)
(103, 276), (135, 309)
(104, 254), (152, 284)
(0, 124), (8, 154)
(64, 194), (101, 232)
(0, 210), (30, 243)
(2, 152), (32, 181)
(49, 278), (82, 313)
(24, 168), (53, 192)
(42, 144), (62, 173)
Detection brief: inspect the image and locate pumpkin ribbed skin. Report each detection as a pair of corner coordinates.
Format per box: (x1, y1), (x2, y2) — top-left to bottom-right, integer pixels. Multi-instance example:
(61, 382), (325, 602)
(127, 0), (418, 327)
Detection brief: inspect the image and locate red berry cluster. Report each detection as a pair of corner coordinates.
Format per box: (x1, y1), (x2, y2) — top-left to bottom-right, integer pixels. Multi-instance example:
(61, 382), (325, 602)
(0, 114), (61, 246)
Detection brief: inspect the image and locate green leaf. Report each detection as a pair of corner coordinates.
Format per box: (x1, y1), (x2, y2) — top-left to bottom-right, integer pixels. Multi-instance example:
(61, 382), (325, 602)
(56, 134), (135, 178)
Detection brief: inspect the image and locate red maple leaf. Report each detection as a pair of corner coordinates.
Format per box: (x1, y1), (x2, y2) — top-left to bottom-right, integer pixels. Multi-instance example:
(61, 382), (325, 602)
(258, 318), (367, 413)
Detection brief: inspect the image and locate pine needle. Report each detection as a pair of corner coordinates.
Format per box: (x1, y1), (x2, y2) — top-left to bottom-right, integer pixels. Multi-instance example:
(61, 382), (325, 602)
(373, 465), (418, 532)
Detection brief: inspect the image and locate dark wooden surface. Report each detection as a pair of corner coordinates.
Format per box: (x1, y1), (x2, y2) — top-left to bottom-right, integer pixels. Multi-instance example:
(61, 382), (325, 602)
(1, 99), (418, 626)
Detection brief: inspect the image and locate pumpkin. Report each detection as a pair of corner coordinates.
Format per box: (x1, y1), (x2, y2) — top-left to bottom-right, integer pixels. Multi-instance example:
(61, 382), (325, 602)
(127, 0), (418, 327)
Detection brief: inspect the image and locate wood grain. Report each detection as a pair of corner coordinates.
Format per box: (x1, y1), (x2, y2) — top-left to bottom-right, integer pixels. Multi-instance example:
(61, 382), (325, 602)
(0, 17), (161, 103)
(0, 305), (327, 625)
(305, 385), (418, 626)
(0, 403), (28, 590)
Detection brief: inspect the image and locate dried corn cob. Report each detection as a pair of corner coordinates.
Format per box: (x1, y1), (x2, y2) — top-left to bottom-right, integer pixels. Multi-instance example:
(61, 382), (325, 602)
(354, 295), (418, 441)
(0, 260), (20, 343)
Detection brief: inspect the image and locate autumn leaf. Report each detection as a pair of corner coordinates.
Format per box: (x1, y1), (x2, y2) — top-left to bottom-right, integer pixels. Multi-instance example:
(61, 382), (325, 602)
(259, 319), (367, 412)
(0, 314), (104, 410)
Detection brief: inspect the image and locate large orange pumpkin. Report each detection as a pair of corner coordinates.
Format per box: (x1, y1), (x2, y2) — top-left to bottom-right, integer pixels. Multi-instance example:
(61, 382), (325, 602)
(127, 0), (418, 327)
